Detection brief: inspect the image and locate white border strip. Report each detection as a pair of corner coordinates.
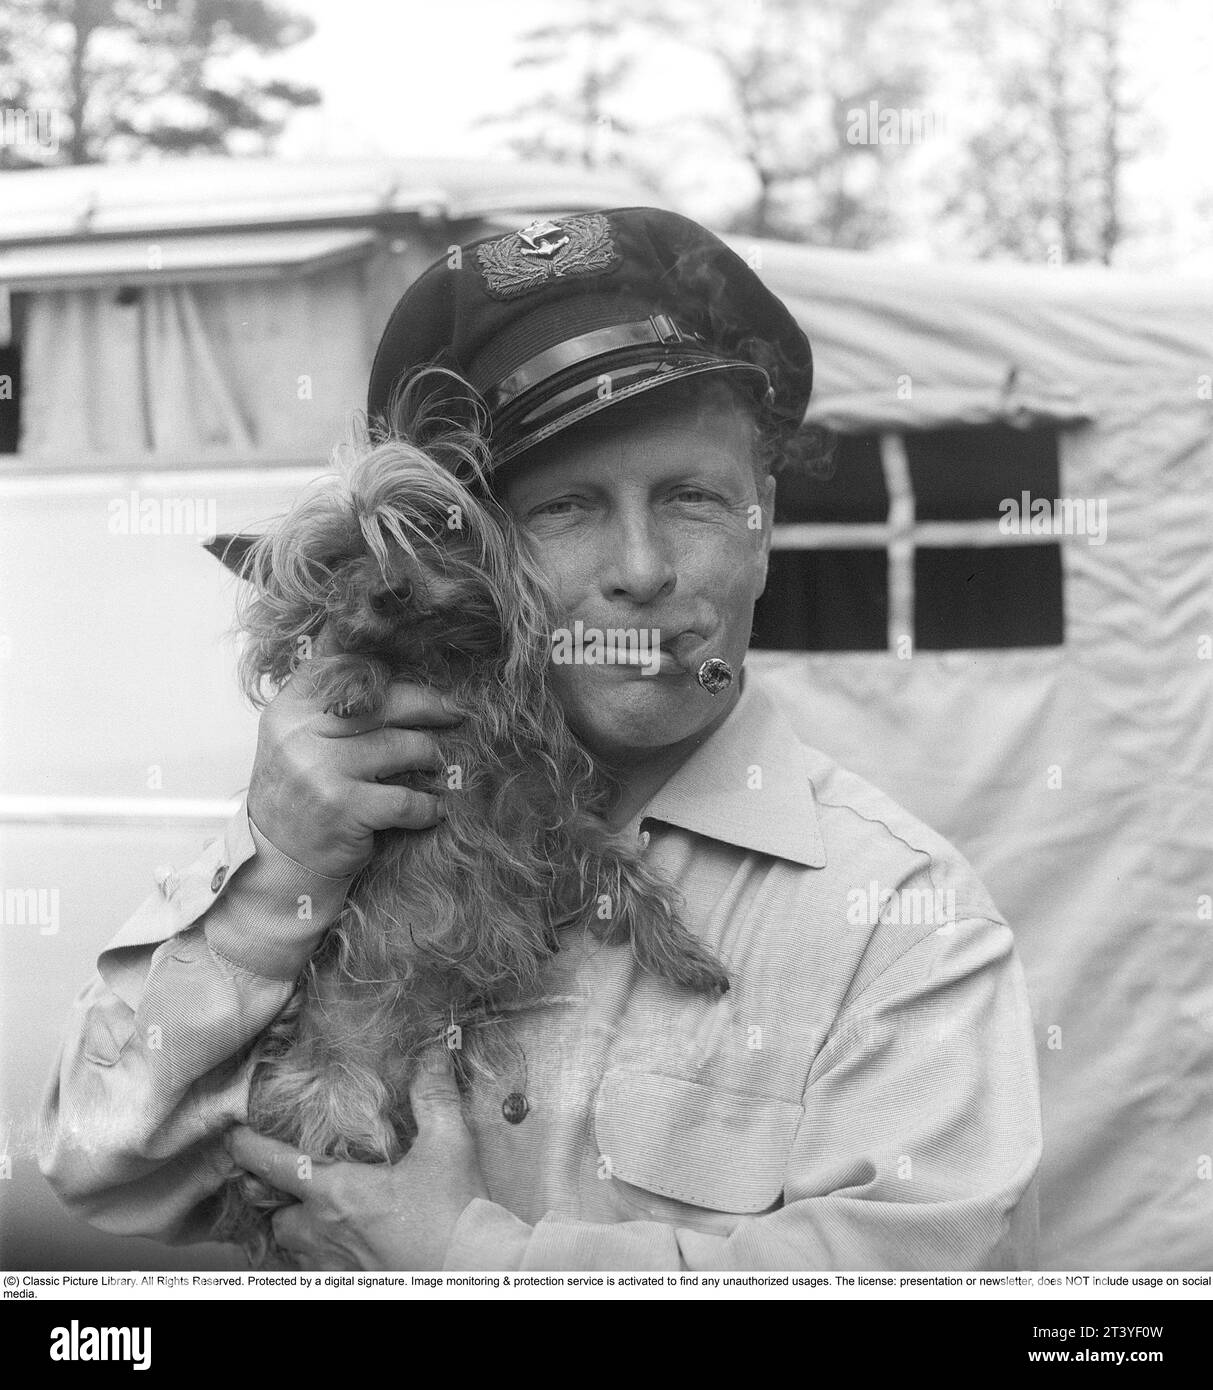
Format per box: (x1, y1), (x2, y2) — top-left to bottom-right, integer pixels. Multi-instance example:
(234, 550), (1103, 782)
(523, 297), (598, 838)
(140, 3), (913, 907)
(881, 432), (916, 652)
(771, 521), (1054, 549)
(0, 795), (242, 826)
(0, 466), (329, 499)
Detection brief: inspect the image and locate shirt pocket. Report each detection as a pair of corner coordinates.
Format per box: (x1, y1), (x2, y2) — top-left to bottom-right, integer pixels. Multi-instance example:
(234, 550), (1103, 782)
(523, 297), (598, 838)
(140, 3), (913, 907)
(591, 1069), (804, 1233)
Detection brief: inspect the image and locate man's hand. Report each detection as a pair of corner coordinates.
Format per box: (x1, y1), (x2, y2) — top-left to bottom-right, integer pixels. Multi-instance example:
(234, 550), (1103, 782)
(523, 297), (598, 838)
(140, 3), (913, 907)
(225, 1047), (488, 1271)
(247, 630), (464, 879)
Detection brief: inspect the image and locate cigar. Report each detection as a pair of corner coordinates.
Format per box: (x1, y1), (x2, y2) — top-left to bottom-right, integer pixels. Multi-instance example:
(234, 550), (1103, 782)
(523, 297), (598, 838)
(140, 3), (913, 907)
(695, 657), (733, 696)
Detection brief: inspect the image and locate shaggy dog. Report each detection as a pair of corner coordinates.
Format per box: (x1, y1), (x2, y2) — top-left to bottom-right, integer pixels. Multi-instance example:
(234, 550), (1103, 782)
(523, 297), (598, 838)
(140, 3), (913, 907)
(214, 384), (730, 1261)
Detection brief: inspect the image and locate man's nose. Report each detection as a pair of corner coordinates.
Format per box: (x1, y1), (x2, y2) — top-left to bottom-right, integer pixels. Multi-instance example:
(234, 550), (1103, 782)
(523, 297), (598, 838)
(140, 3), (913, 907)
(600, 510), (677, 605)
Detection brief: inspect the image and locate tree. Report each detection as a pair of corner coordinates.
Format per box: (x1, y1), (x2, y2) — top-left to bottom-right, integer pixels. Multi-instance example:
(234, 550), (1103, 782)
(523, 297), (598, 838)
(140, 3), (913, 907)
(650, 0), (933, 246)
(0, 3), (42, 168)
(0, 0), (320, 167)
(480, 1), (644, 169)
(938, 0), (1140, 265)
(484, 0), (933, 247)
(1095, 0), (1128, 263)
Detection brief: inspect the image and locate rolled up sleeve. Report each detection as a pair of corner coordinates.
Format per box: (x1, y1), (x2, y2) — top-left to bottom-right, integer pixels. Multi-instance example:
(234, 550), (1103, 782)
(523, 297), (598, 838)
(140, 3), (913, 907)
(37, 802), (354, 1243)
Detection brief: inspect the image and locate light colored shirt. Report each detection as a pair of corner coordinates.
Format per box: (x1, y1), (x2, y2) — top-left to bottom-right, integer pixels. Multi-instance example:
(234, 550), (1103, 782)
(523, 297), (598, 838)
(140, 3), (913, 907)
(39, 669), (1042, 1270)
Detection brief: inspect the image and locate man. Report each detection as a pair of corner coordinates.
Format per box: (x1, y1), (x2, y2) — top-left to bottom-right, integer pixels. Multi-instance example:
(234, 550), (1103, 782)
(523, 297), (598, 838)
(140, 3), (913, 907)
(39, 208), (1042, 1271)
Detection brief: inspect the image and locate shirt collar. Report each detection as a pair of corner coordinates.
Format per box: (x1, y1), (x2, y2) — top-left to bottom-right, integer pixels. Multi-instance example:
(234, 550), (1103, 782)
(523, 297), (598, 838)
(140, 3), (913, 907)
(640, 666), (827, 868)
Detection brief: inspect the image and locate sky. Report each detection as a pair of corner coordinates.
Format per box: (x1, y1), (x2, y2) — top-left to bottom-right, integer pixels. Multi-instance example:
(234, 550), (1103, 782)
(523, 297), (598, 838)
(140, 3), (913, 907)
(262, 0), (1213, 270)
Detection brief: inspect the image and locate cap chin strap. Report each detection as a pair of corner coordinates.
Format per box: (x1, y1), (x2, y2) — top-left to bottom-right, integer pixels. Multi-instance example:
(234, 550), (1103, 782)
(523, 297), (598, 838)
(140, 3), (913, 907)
(484, 314), (751, 417)
(495, 359), (772, 466)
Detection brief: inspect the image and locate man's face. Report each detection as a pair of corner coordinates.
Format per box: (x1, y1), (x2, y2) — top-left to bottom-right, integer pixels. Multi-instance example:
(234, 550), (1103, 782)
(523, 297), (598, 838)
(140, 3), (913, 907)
(497, 390), (776, 764)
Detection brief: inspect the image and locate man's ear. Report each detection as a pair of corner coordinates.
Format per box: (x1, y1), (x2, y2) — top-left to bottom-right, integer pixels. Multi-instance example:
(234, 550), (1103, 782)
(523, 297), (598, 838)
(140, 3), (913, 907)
(752, 471), (777, 597)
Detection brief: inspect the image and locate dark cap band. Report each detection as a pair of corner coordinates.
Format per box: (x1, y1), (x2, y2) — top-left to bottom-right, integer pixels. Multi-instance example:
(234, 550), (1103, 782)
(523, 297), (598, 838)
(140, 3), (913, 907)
(487, 313), (700, 412)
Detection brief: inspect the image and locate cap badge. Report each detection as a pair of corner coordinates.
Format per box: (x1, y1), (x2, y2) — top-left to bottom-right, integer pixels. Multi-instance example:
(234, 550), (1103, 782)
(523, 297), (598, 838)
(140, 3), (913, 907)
(477, 213), (617, 299)
(517, 219), (569, 257)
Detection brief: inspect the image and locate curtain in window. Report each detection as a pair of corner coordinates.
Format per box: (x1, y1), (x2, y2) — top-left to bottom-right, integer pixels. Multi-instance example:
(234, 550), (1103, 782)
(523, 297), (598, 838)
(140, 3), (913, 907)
(19, 266), (372, 459)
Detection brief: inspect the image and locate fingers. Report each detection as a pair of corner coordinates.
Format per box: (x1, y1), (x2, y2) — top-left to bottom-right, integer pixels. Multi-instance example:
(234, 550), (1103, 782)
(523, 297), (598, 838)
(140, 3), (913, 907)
(356, 783), (447, 832)
(271, 1203), (311, 1255)
(378, 682), (467, 729)
(408, 1045), (465, 1134)
(317, 682), (465, 738)
(225, 1126), (316, 1201)
(270, 1206), (338, 1271)
(306, 625), (344, 662)
(339, 730), (456, 831)
(343, 727), (448, 783)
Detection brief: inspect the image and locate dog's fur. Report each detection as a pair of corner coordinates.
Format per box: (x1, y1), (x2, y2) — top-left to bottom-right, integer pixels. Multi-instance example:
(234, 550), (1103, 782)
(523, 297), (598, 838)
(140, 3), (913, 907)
(213, 384), (730, 1261)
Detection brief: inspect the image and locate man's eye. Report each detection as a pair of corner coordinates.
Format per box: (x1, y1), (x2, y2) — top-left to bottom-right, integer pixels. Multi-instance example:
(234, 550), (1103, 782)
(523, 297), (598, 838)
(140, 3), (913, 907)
(671, 488), (716, 504)
(531, 498), (579, 518)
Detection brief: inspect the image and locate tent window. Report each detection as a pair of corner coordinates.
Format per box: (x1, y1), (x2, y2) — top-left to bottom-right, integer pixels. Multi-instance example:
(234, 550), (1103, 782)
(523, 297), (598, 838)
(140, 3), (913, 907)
(773, 432), (889, 523)
(753, 426), (1066, 652)
(753, 549), (888, 651)
(915, 544), (1064, 648)
(907, 425), (1060, 521)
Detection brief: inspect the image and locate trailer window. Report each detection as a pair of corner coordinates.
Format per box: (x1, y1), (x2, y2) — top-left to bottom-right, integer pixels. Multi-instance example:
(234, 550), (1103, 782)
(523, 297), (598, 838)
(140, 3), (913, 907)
(0, 290), (22, 455)
(752, 426), (1066, 651)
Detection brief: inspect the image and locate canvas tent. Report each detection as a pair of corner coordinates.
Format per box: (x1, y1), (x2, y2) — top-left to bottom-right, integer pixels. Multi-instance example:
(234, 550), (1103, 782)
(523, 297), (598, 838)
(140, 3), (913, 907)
(1, 156), (1210, 1272)
(750, 243), (1213, 1270)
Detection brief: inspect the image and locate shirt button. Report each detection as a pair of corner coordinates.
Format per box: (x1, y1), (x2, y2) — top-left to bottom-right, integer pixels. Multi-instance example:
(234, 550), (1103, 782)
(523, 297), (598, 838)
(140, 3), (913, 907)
(210, 865), (229, 894)
(502, 1092), (529, 1125)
